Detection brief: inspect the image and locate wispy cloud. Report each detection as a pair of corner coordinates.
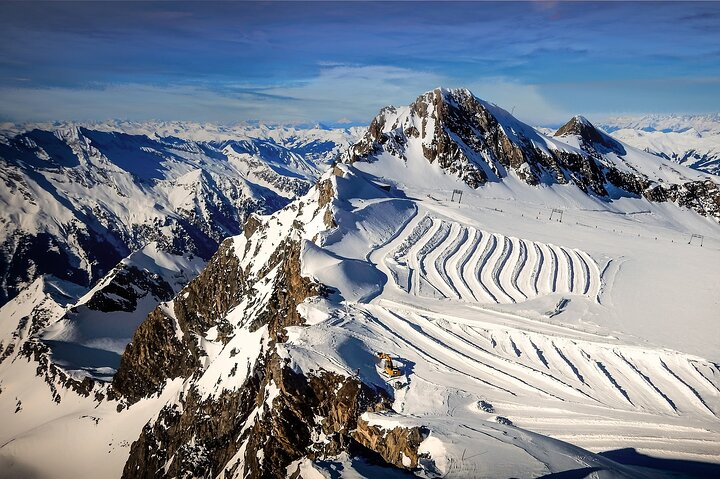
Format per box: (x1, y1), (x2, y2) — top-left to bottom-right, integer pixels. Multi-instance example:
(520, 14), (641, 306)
(0, 65), (572, 126)
(0, 1), (718, 124)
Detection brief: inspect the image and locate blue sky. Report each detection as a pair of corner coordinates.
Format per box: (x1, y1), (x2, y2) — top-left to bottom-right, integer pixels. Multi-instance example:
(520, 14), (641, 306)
(1, 1), (719, 126)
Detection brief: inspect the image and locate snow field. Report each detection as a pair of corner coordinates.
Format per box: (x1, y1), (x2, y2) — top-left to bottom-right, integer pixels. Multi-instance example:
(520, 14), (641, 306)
(353, 300), (720, 461)
(388, 215), (600, 304)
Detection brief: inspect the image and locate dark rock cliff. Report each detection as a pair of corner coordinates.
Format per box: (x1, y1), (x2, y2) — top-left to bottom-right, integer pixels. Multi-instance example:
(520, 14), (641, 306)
(112, 238), (246, 403)
(344, 88), (720, 220)
(113, 194), (430, 477)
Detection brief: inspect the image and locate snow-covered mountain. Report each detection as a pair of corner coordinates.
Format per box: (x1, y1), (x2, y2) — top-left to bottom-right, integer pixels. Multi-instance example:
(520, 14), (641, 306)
(0, 122), (361, 306)
(602, 114), (720, 136)
(2, 89), (720, 478)
(600, 114), (720, 175)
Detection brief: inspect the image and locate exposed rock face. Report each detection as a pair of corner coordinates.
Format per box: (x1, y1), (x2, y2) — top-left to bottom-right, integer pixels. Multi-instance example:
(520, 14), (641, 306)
(113, 238), (246, 403)
(353, 417), (428, 469)
(645, 178), (720, 218)
(343, 88), (608, 192)
(343, 88), (720, 220)
(84, 265), (175, 313)
(555, 115), (625, 155)
(555, 116), (720, 218)
(113, 184), (429, 477)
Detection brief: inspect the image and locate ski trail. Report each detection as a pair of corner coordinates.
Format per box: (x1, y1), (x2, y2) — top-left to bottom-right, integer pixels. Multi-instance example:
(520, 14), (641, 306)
(577, 249), (601, 298)
(536, 243), (554, 294)
(371, 308), (519, 396)
(658, 358), (717, 417)
(548, 245), (562, 294)
(409, 313), (580, 401)
(478, 235), (506, 303)
(531, 242), (543, 295)
(519, 239), (537, 297)
(405, 217), (442, 296)
(469, 232), (497, 303)
(575, 249), (592, 295)
(550, 341), (586, 385)
(421, 220), (454, 298)
(509, 238), (529, 300)
(613, 351), (677, 413)
(388, 219), (602, 305)
(456, 228), (482, 302)
(433, 223), (464, 299)
(594, 360), (635, 406)
(445, 227), (475, 301)
(491, 236), (517, 303)
(418, 220), (450, 279)
(560, 247), (575, 293)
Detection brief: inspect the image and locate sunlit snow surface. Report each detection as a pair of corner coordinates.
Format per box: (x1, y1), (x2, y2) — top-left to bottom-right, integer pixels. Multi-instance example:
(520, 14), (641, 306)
(289, 157), (720, 476)
(2, 114), (720, 477)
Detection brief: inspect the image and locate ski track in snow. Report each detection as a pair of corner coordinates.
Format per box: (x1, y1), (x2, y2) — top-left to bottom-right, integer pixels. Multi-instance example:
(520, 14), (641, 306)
(388, 216), (601, 304)
(361, 299), (720, 460)
(370, 213), (720, 460)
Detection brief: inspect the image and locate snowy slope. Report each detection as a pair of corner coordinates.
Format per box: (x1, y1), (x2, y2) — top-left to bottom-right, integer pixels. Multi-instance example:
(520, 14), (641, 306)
(607, 128), (720, 176)
(2, 90), (719, 478)
(38, 243), (206, 380)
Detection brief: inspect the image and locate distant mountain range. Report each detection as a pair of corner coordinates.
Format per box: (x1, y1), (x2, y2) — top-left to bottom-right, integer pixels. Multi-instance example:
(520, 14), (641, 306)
(0, 122), (362, 306)
(601, 114), (720, 175)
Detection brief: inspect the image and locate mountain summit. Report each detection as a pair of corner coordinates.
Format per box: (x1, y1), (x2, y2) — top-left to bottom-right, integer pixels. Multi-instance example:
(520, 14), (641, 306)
(344, 87), (719, 219)
(554, 115), (625, 154)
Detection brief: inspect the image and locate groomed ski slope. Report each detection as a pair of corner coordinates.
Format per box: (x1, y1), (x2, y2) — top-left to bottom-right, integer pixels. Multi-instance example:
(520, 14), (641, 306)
(292, 159), (720, 475)
(387, 215), (600, 303)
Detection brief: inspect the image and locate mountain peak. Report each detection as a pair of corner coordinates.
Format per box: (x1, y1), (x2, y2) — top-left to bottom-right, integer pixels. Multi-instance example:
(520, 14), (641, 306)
(555, 115), (597, 137)
(555, 114), (624, 154)
(344, 86), (585, 189)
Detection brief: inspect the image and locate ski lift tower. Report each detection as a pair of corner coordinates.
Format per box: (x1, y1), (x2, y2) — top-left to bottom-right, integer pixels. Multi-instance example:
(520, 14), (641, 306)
(689, 233), (704, 247)
(451, 189), (463, 204)
(549, 208), (564, 222)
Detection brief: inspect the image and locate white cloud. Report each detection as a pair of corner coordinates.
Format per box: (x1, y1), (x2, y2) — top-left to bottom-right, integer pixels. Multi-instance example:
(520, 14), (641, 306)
(0, 83), (254, 123)
(0, 65), (571, 127)
(462, 78), (573, 126)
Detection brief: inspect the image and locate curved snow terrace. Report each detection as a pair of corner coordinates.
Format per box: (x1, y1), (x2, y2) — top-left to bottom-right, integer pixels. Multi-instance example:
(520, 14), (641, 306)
(287, 161), (720, 465)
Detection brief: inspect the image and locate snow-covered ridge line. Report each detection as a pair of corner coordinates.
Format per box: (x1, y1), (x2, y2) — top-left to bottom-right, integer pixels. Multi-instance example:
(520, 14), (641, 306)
(0, 121), (362, 306)
(601, 113), (720, 135)
(0, 119), (365, 144)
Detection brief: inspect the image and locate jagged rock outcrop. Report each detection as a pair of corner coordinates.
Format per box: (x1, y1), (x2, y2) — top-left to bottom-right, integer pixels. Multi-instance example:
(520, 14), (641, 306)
(555, 115), (625, 155)
(343, 88), (720, 220)
(352, 417), (428, 469)
(113, 180), (429, 477)
(84, 265), (175, 313)
(555, 116), (720, 218)
(343, 88), (609, 193)
(112, 239), (246, 403)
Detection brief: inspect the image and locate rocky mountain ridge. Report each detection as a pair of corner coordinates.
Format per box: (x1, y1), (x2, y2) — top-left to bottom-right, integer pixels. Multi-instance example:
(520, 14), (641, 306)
(343, 88), (720, 220)
(0, 123), (360, 306)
